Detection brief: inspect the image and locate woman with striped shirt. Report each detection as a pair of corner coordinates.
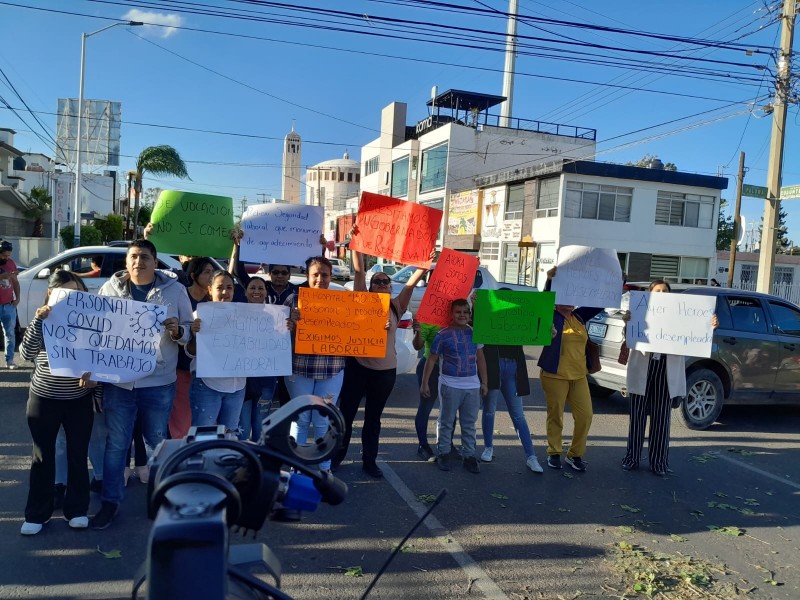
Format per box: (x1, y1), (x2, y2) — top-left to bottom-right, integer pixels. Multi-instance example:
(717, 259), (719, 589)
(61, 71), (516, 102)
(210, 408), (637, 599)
(20, 271), (100, 535)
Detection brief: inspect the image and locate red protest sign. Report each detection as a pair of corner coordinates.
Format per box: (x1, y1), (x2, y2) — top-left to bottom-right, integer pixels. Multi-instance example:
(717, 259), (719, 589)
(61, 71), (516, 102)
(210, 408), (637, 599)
(416, 248), (479, 327)
(349, 192), (442, 268)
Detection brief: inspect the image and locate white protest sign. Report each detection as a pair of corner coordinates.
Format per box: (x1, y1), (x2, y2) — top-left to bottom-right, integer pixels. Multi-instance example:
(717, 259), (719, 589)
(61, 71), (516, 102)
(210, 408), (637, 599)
(195, 302), (292, 377)
(551, 245), (623, 308)
(627, 292), (716, 358)
(239, 204), (323, 266)
(44, 289), (165, 383)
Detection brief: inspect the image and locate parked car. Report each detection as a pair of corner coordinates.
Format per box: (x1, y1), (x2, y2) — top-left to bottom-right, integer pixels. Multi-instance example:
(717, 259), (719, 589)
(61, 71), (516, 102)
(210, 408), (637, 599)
(586, 286), (800, 430)
(329, 258), (351, 281)
(385, 263), (538, 316)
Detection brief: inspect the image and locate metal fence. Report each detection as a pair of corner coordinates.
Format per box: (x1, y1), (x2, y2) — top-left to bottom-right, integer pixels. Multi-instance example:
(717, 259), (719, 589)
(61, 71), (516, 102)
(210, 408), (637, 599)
(732, 281), (800, 305)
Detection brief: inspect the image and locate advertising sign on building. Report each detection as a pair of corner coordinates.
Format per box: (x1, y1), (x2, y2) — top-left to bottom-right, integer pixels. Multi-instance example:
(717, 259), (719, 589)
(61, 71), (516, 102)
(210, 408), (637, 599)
(447, 190), (480, 235)
(480, 186), (506, 239)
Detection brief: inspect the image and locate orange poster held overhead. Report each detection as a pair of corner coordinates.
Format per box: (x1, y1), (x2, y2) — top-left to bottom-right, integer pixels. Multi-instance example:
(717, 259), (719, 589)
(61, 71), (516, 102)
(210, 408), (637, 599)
(415, 248), (479, 327)
(295, 287), (390, 357)
(349, 192), (442, 268)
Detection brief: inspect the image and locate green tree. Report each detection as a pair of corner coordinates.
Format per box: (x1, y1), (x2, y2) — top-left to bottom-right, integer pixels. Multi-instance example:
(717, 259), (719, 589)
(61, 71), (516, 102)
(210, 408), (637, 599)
(625, 154), (678, 171)
(716, 198), (736, 250)
(59, 225), (103, 249)
(94, 214), (124, 242)
(132, 146), (189, 235)
(23, 186), (52, 237)
(758, 207), (790, 253)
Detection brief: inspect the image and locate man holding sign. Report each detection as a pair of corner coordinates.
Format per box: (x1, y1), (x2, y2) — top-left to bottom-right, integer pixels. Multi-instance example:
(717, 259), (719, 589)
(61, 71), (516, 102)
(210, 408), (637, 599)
(91, 239), (193, 530)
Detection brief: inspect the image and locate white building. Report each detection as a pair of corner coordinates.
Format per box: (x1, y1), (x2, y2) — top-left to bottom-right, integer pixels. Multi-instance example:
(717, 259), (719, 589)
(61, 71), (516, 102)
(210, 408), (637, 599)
(460, 159), (728, 289)
(713, 250), (800, 305)
(359, 90), (597, 244)
(281, 127), (302, 204)
(305, 152), (360, 211)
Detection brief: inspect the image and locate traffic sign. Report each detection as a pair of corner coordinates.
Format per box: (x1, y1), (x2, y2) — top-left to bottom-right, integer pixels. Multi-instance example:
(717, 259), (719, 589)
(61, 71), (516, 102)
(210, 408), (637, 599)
(741, 183), (800, 199)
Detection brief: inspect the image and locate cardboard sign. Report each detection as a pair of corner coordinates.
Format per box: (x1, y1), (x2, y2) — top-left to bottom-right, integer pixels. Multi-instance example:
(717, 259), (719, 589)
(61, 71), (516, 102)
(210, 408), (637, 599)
(416, 249), (479, 327)
(627, 292), (716, 358)
(239, 204), (323, 266)
(148, 190), (235, 258)
(551, 245), (623, 309)
(472, 289), (555, 346)
(43, 289), (164, 383)
(349, 192), (442, 267)
(294, 287), (390, 357)
(195, 302), (292, 377)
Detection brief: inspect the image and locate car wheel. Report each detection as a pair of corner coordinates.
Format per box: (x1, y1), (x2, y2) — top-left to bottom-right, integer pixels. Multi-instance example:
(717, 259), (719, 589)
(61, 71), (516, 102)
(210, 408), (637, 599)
(680, 368), (724, 430)
(589, 383), (615, 398)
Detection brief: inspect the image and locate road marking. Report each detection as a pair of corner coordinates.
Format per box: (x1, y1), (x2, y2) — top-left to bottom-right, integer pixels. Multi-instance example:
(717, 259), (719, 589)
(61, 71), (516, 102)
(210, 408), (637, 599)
(380, 461), (510, 600)
(714, 452), (800, 490)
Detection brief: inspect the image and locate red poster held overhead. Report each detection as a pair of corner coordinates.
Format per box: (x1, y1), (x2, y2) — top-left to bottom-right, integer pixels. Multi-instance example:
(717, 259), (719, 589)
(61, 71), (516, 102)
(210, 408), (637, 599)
(416, 248), (479, 327)
(349, 192), (442, 268)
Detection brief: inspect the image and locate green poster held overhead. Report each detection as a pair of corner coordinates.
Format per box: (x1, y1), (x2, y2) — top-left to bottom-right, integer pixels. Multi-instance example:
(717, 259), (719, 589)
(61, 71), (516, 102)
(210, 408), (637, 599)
(148, 190), (235, 258)
(472, 289), (555, 346)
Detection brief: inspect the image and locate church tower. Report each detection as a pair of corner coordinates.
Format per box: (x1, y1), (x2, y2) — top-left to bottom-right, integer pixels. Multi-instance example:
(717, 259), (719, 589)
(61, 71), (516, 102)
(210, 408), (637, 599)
(282, 125), (302, 204)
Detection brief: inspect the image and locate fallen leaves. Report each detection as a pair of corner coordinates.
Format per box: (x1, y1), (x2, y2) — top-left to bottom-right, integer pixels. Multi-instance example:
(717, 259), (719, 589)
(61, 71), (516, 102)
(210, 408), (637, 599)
(96, 546), (122, 559)
(707, 525), (744, 537)
(620, 504), (641, 513)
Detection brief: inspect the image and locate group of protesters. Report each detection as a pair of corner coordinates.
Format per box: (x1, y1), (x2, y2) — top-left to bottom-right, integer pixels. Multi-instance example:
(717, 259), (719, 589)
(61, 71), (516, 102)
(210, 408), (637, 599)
(9, 228), (716, 537)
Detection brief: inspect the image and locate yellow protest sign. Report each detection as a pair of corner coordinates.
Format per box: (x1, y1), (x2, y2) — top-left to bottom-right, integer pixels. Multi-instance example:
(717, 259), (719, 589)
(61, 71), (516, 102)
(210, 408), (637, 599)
(295, 287), (390, 357)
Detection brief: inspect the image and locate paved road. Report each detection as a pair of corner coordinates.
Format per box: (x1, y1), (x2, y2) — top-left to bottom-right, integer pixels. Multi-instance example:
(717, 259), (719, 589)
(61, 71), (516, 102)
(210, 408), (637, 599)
(1, 354), (798, 600)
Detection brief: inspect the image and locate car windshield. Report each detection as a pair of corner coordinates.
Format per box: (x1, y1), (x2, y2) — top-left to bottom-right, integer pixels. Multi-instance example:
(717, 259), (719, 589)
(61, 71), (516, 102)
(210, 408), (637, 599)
(390, 265), (422, 284)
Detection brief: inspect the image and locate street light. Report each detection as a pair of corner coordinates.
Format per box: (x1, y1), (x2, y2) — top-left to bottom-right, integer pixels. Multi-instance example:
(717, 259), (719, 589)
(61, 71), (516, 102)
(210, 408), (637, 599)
(73, 20), (142, 248)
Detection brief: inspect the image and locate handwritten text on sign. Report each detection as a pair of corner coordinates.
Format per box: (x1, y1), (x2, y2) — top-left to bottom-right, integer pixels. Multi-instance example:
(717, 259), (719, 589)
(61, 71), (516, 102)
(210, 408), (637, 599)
(627, 292), (716, 358)
(551, 245), (623, 309)
(349, 192), (442, 267)
(43, 289), (164, 383)
(148, 190), (235, 258)
(239, 204), (323, 266)
(295, 287), (390, 357)
(416, 249), (479, 327)
(472, 290), (555, 346)
(195, 302), (292, 377)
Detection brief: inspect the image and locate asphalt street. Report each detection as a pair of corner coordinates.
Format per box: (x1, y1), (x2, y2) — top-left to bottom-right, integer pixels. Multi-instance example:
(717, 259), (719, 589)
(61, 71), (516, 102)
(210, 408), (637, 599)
(1, 352), (798, 600)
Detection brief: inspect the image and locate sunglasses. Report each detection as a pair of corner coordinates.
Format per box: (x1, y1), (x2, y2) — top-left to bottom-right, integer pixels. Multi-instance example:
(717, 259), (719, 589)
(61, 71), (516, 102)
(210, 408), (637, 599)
(271, 270), (290, 276)
(372, 278), (391, 285)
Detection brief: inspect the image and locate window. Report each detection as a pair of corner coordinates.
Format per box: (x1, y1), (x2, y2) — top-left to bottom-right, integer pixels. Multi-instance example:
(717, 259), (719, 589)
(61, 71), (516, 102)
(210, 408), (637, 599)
(347, 172), (353, 182)
(324, 171), (330, 181)
(338, 172), (344, 182)
(391, 156), (410, 197)
(419, 143), (448, 192)
(480, 241), (500, 261)
(536, 177), (559, 218)
(740, 264), (758, 286)
(650, 255), (679, 279)
(774, 266), (793, 285)
(565, 182), (632, 222)
(655, 192), (714, 228)
(726, 296), (768, 334)
(355, 173), (360, 183)
(679, 257), (709, 281)
(650, 255), (709, 282)
(505, 183), (524, 220)
(420, 197), (444, 240)
(769, 302), (800, 335)
(364, 156), (379, 176)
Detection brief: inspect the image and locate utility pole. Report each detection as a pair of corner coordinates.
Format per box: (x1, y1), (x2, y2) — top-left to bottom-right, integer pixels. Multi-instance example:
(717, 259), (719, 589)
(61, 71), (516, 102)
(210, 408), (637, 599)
(498, 0), (519, 127)
(757, 0), (796, 293)
(727, 152), (745, 288)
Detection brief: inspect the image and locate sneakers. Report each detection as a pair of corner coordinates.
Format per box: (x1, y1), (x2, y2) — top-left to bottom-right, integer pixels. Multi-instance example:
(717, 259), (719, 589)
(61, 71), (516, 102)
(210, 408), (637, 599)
(90, 501), (119, 530)
(53, 483), (66, 510)
(134, 465), (150, 484)
(565, 456), (587, 472)
(463, 456), (480, 474)
(362, 462), (383, 478)
(7, 362), (18, 370)
(67, 516), (89, 529)
(123, 467), (133, 487)
(480, 447), (494, 462)
(435, 454), (451, 471)
(526, 455), (544, 473)
(21, 521), (43, 535)
(417, 444), (434, 461)
(547, 455), (562, 470)
(621, 462), (637, 472)
(90, 477), (103, 494)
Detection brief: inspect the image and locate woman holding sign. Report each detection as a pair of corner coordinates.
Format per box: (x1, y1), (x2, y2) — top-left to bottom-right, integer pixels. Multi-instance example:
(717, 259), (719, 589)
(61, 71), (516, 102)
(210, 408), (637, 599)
(621, 280), (718, 476)
(19, 271), (100, 535)
(332, 249), (427, 478)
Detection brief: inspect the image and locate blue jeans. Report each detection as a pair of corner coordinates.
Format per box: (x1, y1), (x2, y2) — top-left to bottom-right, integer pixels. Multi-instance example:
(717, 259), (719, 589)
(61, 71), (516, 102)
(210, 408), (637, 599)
(56, 412), (107, 484)
(190, 377), (246, 432)
(0, 303), (16, 364)
(284, 371), (344, 471)
(238, 377), (278, 441)
(101, 383), (174, 505)
(414, 357), (439, 448)
(482, 358), (536, 458)
(437, 383), (480, 459)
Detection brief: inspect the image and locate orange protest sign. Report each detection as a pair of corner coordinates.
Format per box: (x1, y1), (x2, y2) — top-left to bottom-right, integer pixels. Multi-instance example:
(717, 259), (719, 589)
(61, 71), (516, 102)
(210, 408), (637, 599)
(416, 249), (479, 327)
(349, 192), (442, 267)
(295, 287), (390, 357)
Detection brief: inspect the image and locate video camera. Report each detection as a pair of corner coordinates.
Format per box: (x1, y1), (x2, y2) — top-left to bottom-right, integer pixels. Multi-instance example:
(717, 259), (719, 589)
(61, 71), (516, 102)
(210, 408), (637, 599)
(133, 395), (348, 600)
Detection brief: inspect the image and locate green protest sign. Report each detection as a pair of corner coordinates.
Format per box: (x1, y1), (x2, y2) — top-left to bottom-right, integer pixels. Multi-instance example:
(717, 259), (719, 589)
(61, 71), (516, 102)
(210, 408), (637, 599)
(148, 190), (235, 258)
(472, 289), (555, 346)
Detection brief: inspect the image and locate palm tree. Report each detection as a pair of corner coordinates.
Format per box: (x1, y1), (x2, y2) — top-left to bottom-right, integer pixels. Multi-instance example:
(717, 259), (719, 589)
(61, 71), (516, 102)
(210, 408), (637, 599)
(23, 186), (52, 237)
(131, 145), (189, 237)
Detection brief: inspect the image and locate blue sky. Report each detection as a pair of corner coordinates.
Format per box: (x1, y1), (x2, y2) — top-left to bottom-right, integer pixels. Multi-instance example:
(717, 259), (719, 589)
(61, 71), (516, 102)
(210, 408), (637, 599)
(1, 0), (797, 244)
